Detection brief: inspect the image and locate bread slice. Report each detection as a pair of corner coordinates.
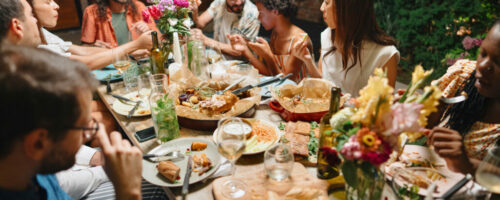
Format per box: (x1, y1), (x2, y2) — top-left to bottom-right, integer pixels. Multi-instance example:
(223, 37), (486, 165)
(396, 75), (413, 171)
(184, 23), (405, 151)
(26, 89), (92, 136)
(294, 121), (311, 136)
(156, 161), (180, 182)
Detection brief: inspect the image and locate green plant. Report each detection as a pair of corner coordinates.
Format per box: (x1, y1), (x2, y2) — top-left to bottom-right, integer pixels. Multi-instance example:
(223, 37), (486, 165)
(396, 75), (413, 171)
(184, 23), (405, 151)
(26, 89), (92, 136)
(374, 0), (499, 81)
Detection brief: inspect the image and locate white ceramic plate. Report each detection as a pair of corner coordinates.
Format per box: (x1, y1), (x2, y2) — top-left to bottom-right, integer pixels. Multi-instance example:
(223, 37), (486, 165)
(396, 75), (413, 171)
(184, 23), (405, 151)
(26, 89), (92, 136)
(213, 119), (282, 155)
(111, 89), (151, 117)
(142, 137), (221, 187)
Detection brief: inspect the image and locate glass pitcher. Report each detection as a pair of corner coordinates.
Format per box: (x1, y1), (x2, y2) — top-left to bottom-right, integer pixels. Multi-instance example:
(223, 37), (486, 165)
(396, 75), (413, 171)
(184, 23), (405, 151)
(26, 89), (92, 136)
(148, 74), (180, 143)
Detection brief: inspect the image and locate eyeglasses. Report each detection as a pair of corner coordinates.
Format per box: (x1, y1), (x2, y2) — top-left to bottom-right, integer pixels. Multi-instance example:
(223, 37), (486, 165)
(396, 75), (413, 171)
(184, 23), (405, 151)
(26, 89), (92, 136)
(70, 118), (99, 140)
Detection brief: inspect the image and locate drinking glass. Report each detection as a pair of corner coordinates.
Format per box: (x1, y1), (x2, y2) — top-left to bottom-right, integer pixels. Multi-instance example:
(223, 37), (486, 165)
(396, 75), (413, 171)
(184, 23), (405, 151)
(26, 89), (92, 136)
(113, 51), (135, 91)
(217, 117), (248, 199)
(137, 74), (151, 99)
(149, 74), (179, 143)
(475, 146), (500, 199)
(264, 143), (294, 181)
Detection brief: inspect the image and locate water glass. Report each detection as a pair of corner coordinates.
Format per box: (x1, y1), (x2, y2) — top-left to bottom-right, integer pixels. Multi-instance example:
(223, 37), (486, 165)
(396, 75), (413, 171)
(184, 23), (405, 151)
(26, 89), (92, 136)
(264, 143), (294, 181)
(136, 74), (151, 99)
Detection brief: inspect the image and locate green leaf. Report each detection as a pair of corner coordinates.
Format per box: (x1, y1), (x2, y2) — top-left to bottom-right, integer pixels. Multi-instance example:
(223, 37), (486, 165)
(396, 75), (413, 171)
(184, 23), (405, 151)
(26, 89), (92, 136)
(335, 134), (349, 151)
(342, 161), (358, 188)
(407, 136), (428, 146)
(346, 126), (360, 137)
(278, 122), (285, 130)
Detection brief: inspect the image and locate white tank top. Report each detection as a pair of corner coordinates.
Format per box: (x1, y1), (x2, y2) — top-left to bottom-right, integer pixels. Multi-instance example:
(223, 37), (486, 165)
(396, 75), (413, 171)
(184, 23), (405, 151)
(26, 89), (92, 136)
(320, 28), (400, 97)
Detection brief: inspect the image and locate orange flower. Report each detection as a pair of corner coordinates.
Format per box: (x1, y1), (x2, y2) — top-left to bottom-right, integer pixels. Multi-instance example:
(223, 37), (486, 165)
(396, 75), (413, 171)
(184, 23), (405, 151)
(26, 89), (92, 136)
(356, 128), (382, 153)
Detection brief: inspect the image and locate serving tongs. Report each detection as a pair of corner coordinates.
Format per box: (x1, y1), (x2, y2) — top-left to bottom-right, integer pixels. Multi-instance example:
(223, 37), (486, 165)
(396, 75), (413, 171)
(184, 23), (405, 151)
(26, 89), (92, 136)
(231, 73), (293, 95)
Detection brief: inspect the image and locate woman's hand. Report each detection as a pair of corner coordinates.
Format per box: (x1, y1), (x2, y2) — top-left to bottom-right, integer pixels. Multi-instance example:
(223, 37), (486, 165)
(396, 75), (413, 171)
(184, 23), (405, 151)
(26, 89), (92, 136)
(227, 34), (248, 55)
(291, 39), (312, 62)
(248, 37), (273, 58)
(428, 127), (472, 173)
(94, 40), (113, 49)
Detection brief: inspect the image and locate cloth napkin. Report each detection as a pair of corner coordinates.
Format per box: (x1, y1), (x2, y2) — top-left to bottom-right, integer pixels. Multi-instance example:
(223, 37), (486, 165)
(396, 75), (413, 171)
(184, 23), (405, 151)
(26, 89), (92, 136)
(209, 157), (232, 179)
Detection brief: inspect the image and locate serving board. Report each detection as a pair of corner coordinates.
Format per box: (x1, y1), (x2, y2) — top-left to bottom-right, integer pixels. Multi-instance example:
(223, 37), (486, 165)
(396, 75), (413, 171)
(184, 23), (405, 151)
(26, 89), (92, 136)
(212, 162), (328, 200)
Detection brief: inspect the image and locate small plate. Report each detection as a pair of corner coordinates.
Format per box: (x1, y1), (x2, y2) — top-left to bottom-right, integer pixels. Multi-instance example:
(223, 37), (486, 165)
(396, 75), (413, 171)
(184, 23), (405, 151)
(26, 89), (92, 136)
(260, 76), (296, 98)
(391, 167), (465, 198)
(92, 64), (122, 83)
(213, 119), (282, 155)
(111, 89), (151, 117)
(142, 138), (221, 187)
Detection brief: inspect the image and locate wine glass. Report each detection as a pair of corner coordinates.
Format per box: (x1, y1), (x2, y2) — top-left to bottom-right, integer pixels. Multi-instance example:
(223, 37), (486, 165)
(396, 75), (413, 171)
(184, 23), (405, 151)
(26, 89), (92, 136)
(113, 50), (131, 73)
(475, 146), (500, 199)
(264, 143), (294, 181)
(217, 117), (248, 199)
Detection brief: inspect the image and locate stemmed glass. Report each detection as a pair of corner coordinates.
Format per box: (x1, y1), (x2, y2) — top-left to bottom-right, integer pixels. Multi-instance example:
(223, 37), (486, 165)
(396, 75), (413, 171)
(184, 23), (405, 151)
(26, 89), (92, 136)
(475, 146), (500, 199)
(113, 50), (135, 91)
(217, 117), (247, 199)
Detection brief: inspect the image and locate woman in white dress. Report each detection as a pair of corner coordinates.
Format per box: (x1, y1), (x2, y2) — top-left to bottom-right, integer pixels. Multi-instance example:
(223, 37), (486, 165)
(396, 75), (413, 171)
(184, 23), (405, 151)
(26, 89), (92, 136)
(291, 0), (399, 97)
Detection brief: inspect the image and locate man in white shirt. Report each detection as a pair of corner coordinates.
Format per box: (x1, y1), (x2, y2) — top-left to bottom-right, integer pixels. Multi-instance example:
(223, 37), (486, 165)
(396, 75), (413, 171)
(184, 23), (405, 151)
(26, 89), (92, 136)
(190, 0), (259, 58)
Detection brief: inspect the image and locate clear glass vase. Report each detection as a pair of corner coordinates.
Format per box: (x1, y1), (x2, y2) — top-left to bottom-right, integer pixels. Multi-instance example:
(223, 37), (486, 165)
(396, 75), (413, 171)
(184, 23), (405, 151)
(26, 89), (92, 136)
(344, 164), (385, 200)
(148, 74), (180, 143)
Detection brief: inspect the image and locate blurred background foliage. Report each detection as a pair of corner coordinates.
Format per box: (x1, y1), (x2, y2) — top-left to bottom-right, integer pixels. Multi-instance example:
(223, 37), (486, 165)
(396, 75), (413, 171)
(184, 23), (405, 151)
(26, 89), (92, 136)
(374, 0), (500, 82)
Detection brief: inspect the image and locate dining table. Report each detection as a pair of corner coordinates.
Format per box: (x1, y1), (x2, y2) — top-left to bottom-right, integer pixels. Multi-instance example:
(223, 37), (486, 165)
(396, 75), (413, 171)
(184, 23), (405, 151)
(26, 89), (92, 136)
(96, 79), (405, 200)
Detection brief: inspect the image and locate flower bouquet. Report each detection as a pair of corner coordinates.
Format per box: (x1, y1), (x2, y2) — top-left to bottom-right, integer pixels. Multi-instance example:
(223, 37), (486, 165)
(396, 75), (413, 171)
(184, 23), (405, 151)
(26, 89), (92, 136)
(142, 0), (195, 64)
(326, 66), (441, 199)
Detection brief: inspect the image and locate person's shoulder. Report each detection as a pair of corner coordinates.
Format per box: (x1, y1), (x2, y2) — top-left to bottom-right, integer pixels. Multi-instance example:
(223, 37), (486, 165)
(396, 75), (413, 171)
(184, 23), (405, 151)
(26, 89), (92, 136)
(132, 0), (147, 9)
(84, 4), (99, 13)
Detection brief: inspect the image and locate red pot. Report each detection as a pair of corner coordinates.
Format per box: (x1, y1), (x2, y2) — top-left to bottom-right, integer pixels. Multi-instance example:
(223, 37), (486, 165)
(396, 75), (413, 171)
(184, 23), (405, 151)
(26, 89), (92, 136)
(269, 100), (328, 122)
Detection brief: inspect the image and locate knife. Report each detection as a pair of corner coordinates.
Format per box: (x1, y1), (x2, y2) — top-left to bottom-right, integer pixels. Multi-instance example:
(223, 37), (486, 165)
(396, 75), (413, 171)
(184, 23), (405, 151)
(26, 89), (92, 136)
(439, 174), (472, 200)
(127, 101), (142, 118)
(111, 94), (136, 104)
(231, 73), (293, 95)
(182, 155), (193, 196)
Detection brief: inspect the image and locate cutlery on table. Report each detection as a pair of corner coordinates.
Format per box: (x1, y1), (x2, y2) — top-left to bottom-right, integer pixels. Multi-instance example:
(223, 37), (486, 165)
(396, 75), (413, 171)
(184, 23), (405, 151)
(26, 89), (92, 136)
(110, 94), (137, 104)
(127, 100), (142, 118)
(216, 77), (246, 95)
(182, 155), (193, 198)
(232, 73), (293, 95)
(143, 150), (185, 162)
(439, 174), (472, 200)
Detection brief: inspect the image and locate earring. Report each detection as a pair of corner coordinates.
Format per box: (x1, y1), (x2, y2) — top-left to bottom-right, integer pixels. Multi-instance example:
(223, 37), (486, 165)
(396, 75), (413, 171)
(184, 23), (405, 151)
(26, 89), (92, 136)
(487, 66), (493, 71)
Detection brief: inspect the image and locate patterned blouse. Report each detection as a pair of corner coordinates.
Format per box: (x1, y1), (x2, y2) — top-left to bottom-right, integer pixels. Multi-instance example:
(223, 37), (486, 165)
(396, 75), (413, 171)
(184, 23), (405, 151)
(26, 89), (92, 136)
(437, 59), (500, 160)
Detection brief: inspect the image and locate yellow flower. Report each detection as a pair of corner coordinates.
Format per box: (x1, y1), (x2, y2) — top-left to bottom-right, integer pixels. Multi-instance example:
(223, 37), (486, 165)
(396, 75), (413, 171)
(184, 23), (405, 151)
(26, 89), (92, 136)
(352, 68), (393, 126)
(411, 65), (433, 87)
(418, 85), (442, 127)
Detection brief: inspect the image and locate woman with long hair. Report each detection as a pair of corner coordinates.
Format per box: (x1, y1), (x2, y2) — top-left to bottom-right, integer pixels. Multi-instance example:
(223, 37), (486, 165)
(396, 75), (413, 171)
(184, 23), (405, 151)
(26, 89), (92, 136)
(292, 0), (399, 96)
(428, 19), (500, 175)
(227, 0), (313, 83)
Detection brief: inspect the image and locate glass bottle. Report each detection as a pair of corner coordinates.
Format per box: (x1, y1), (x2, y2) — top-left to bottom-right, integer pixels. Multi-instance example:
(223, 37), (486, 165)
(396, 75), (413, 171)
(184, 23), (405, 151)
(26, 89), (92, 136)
(190, 40), (208, 78)
(148, 74), (179, 143)
(317, 87), (342, 181)
(150, 31), (166, 74)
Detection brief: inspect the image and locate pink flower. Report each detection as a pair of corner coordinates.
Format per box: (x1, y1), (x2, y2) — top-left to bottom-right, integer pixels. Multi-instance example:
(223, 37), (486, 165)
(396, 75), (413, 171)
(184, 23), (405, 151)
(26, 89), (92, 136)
(142, 10), (151, 23)
(148, 5), (162, 20)
(173, 0), (189, 7)
(320, 147), (341, 166)
(462, 36), (475, 50)
(473, 39), (482, 47)
(340, 137), (362, 160)
(382, 102), (423, 136)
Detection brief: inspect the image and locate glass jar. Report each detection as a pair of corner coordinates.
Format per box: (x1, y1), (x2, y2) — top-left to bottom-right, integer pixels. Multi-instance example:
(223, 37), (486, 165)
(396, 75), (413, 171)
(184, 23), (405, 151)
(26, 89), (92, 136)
(148, 74), (180, 143)
(190, 40), (208, 79)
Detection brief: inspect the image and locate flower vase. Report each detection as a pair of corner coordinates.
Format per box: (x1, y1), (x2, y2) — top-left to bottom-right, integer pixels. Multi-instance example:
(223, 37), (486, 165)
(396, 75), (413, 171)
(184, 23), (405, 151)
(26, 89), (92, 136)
(343, 162), (385, 200)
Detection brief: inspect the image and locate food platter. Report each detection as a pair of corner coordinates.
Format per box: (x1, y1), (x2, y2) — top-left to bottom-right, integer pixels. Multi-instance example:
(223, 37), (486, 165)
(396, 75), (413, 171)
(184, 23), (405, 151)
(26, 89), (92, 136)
(142, 137), (221, 187)
(213, 119), (282, 155)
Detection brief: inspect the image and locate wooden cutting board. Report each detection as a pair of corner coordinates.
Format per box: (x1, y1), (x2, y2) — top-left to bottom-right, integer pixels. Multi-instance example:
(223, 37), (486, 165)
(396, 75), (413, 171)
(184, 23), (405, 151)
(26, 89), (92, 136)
(212, 162), (329, 200)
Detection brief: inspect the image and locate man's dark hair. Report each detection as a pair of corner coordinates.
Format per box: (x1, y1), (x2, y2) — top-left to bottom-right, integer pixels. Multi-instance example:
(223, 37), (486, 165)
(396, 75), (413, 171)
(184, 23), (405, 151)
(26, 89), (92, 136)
(0, 0), (24, 41)
(95, 0), (137, 21)
(0, 45), (98, 159)
(253, 0), (297, 19)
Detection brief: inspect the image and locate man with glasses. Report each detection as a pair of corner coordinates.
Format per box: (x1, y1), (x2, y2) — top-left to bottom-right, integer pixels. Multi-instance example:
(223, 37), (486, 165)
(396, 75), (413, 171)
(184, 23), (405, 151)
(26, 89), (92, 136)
(0, 45), (143, 199)
(190, 0), (259, 58)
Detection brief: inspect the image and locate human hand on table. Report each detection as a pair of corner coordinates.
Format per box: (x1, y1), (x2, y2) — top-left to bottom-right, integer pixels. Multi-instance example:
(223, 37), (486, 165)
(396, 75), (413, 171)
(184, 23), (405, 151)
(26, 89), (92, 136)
(227, 34), (249, 55)
(428, 127), (471, 173)
(130, 49), (150, 59)
(94, 40), (113, 49)
(95, 124), (142, 199)
(134, 31), (153, 50)
(248, 37), (273, 58)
